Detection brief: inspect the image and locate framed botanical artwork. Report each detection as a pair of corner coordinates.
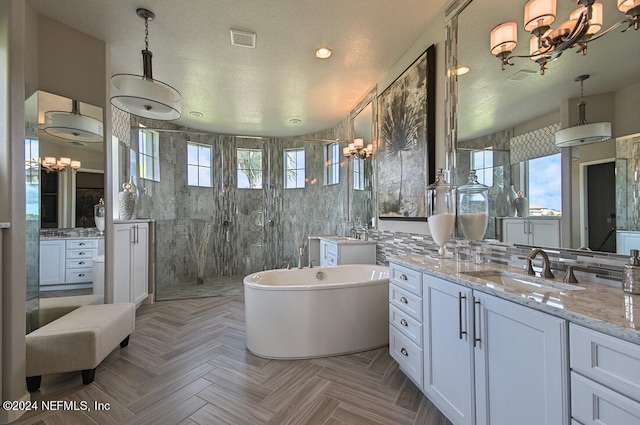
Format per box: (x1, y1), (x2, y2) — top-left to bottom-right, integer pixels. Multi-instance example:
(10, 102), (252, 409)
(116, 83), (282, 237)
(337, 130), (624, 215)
(377, 44), (435, 220)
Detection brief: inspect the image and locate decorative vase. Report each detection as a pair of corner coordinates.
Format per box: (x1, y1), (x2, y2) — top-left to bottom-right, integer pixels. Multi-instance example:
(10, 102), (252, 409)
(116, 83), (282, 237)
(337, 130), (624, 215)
(94, 198), (105, 235)
(427, 168), (456, 257)
(508, 185), (517, 217)
(515, 191), (529, 217)
(118, 180), (136, 220)
(458, 170), (489, 241)
(196, 276), (204, 285)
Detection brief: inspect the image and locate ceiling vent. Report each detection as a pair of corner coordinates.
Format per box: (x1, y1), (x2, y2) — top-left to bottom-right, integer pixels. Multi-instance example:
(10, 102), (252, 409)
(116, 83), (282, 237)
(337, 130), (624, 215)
(230, 29), (256, 48)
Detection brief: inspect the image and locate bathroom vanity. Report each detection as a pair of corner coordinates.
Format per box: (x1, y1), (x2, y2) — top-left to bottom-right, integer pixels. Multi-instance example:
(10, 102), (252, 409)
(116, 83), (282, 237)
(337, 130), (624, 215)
(388, 255), (640, 425)
(311, 236), (376, 266)
(39, 233), (104, 289)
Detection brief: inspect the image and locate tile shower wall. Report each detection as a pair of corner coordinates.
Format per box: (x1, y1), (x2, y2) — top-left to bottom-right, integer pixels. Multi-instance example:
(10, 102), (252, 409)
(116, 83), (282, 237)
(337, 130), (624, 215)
(126, 116), (351, 292)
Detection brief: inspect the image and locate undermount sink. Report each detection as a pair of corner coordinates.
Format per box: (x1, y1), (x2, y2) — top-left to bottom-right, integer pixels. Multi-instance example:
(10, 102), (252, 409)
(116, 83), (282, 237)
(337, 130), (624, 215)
(460, 270), (585, 293)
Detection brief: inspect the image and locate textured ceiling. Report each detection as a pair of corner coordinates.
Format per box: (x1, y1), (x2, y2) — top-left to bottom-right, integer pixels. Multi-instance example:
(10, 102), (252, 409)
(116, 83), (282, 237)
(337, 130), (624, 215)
(27, 0), (449, 138)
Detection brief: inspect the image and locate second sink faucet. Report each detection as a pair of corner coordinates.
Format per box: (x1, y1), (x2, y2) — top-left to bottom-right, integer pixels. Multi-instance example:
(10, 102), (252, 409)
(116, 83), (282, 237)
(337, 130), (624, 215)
(525, 248), (555, 279)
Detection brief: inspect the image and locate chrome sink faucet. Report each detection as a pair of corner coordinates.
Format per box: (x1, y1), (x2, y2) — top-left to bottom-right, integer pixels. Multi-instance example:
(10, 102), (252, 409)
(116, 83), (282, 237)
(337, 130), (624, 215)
(525, 248), (554, 279)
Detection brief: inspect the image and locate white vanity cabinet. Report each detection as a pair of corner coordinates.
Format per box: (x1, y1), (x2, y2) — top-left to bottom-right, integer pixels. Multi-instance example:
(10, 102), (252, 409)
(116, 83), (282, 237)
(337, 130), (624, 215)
(39, 240), (66, 285)
(617, 231), (640, 255)
(502, 217), (561, 247)
(569, 324), (640, 425)
(113, 222), (149, 306)
(473, 291), (569, 425)
(319, 239), (376, 266)
(423, 275), (475, 425)
(389, 263), (424, 387)
(40, 238), (99, 287)
(389, 261), (570, 425)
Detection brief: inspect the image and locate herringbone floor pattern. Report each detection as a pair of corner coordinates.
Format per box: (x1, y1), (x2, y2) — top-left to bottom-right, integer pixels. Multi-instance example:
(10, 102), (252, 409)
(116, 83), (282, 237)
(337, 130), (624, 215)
(16, 296), (452, 425)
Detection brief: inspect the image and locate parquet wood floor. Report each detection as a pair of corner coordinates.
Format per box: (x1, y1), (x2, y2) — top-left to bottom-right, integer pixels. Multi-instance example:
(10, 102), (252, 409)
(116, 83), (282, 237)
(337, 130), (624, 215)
(15, 296), (452, 425)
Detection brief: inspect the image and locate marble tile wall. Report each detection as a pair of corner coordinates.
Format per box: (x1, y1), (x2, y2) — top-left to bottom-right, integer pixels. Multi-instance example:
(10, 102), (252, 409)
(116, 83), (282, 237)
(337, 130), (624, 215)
(126, 116), (351, 291)
(616, 135), (640, 230)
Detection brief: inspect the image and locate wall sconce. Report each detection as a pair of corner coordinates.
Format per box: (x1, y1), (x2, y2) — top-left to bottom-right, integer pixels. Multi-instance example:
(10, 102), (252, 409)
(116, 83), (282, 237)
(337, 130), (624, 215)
(490, 0), (639, 74)
(343, 138), (373, 159)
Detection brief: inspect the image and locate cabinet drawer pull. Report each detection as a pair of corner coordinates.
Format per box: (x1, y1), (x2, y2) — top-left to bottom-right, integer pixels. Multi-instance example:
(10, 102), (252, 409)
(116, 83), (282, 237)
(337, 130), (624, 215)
(400, 319), (408, 327)
(78, 242), (85, 246)
(459, 292), (467, 340)
(400, 348), (408, 356)
(78, 252), (85, 256)
(78, 273), (85, 277)
(473, 299), (481, 347)
(79, 261), (85, 265)
(400, 274), (408, 281)
(400, 296), (408, 304)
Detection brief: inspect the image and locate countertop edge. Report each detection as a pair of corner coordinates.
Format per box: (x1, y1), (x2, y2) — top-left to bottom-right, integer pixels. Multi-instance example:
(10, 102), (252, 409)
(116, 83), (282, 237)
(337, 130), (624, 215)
(388, 255), (640, 346)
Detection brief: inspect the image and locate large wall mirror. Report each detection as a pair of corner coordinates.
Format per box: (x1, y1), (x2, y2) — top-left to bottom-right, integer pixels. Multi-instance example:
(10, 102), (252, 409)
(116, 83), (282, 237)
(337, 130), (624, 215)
(349, 88), (377, 229)
(30, 91), (105, 332)
(454, 0), (640, 254)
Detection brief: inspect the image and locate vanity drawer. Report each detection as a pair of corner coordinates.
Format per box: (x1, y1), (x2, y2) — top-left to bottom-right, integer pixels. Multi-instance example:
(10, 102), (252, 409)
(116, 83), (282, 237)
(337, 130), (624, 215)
(390, 304), (423, 347)
(66, 239), (98, 250)
(66, 248), (98, 259)
(66, 258), (93, 269)
(390, 326), (423, 387)
(65, 268), (93, 283)
(325, 242), (338, 256)
(570, 324), (640, 402)
(325, 254), (337, 266)
(571, 372), (640, 425)
(389, 263), (422, 296)
(389, 284), (422, 321)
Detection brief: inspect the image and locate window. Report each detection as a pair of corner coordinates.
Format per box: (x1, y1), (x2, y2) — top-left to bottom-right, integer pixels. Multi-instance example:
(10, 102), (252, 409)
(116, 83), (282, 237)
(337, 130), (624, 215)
(284, 148), (305, 189)
(139, 128), (160, 181)
(187, 142), (212, 187)
(526, 153), (562, 216)
(471, 149), (494, 186)
(325, 143), (340, 185)
(237, 148), (262, 189)
(353, 157), (365, 190)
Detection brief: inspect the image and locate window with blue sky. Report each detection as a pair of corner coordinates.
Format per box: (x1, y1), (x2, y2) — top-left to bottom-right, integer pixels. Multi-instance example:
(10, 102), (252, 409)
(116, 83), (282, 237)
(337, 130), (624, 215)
(237, 148), (263, 189)
(187, 142), (212, 187)
(285, 148), (305, 189)
(325, 143), (340, 185)
(139, 128), (160, 181)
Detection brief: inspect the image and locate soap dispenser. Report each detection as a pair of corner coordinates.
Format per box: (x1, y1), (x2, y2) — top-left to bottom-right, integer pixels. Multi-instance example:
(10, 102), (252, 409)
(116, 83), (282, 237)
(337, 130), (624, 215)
(622, 249), (640, 295)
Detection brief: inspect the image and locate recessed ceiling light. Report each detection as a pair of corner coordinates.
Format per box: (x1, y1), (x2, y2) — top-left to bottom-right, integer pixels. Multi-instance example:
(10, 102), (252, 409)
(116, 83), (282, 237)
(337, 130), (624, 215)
(289, 118), (302, 125)
(189, 111), (204, 117)
(315, 47), (332, 59)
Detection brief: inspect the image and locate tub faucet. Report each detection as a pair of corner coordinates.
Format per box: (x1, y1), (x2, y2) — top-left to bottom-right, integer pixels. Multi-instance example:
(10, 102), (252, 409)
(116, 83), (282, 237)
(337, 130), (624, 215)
(298, 247), (305, 269)
(350, 227), (358, 239)
(525, 248), (554, 279)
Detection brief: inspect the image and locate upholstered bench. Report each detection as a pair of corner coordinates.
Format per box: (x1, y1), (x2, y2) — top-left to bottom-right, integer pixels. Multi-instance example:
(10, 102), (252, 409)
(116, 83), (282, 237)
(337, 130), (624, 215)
(26, 303), (135, 392)
(38, 294), (105, 326)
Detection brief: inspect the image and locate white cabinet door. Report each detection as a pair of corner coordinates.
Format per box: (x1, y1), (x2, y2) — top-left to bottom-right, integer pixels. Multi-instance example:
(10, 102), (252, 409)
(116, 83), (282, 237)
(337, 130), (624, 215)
(473, 291), (569, 425)
(423, 275), (475, 425)
(502, 219), (529, 245)
(39, 240), (66, 285)
(531, 219), (560, 247)
(113, 223), (149, 306)
(113, 224), (133, 304)
(131, 223), (149, 305)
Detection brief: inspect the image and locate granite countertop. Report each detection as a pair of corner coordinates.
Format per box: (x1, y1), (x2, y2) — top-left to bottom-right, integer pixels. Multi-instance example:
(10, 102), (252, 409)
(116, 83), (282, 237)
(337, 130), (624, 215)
(312, 235), (377, 245)
(40, 233), (105, 240)
(388, 254), (640, 345)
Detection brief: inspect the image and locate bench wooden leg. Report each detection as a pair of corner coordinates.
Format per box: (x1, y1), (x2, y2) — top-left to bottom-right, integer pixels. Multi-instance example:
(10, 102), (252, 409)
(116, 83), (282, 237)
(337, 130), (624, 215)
(26, 376), (41, 392)
(120, 335), (130, 348)
(81, 368), (95, 385)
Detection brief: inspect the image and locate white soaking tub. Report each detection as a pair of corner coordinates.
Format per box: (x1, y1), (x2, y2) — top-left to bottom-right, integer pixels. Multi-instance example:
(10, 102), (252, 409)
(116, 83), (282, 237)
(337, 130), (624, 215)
(243, 264), (390, 359)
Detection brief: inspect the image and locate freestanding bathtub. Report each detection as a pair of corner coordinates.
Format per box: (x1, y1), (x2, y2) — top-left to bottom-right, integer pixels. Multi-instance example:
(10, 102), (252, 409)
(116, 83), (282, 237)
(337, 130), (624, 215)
(244, 264), (390, 359)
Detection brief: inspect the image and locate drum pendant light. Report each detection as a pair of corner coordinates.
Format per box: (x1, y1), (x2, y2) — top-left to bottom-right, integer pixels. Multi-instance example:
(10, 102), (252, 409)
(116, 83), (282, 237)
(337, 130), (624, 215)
(110, 8), (181, 120)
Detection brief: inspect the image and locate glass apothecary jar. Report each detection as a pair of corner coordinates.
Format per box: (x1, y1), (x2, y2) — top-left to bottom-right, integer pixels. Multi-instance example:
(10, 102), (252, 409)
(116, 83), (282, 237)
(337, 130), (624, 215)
(427, 168), (456, 256)
(94, 198), (105, 235)
(457, 170), (489, 241)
